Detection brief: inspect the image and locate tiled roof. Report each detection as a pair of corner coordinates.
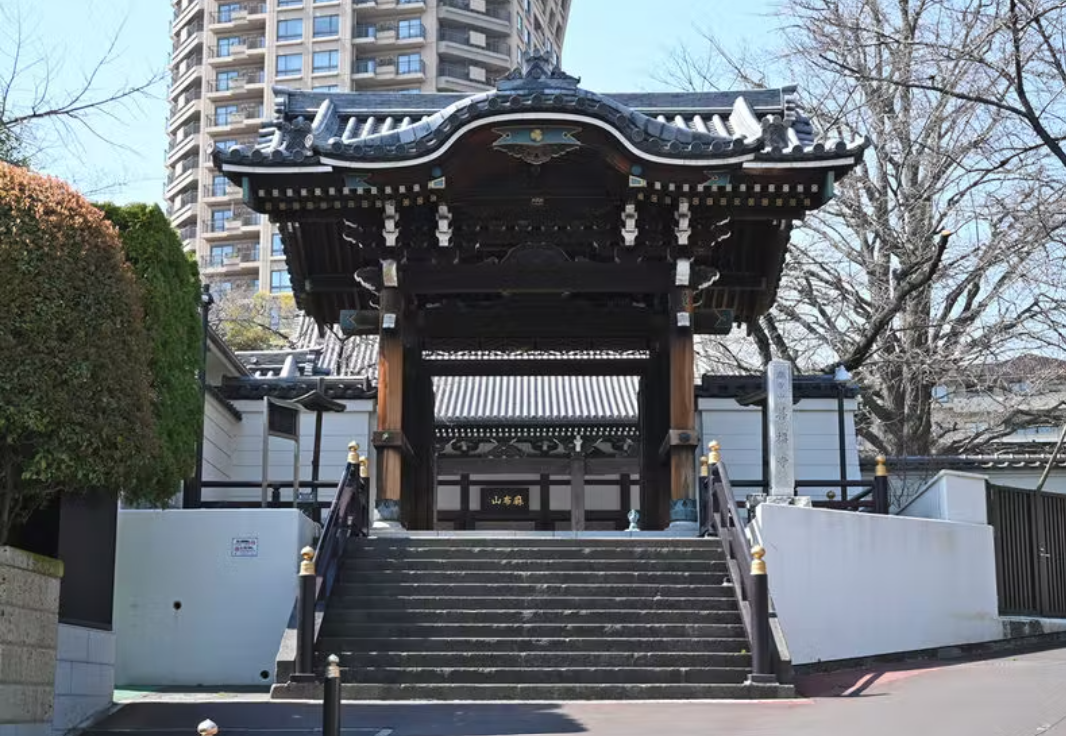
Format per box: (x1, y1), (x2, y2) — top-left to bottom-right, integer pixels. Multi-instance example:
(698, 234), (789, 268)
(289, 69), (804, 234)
(860, 454), (1066, 471)
(216, 52), (868, 170)
(435, 375), (638, 425)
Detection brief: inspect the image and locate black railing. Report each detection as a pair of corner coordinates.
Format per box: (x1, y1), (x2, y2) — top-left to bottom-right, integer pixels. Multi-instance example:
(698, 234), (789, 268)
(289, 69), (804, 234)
(703, 459), (792, 683)
(725, 474), (889, 517)
(314, 457), (369, 610)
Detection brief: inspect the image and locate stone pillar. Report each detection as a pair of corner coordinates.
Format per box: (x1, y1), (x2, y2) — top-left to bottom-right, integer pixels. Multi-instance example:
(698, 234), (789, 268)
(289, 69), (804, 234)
(0, 546), (63, 736)
(373, 285), (404, 531)
(766, 359), (796, 496)
(668, 285), (698, 532)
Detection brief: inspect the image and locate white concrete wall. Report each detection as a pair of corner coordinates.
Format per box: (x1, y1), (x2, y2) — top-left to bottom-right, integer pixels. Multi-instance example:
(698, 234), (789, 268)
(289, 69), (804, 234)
(205, 399), (374, 505)
(113, 509), (315, 687)
(699, 396), (860, 499)
(203, 394), (239, 482)
(52, 625), (115, 735)
(752, 503), (1002, 665)
(0, 547), (63, 736)
(898, 470), (989, 524)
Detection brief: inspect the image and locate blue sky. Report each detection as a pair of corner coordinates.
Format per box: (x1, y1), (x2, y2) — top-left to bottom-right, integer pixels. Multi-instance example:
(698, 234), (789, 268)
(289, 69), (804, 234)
(17, 0), (776, 205)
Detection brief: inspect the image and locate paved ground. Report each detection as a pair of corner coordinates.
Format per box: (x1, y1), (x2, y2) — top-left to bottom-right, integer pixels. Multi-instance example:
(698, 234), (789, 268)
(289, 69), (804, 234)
(92, 647), (1066, 736)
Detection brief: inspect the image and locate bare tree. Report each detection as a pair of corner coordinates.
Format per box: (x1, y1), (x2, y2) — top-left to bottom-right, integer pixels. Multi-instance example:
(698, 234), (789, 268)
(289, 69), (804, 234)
(665, 0), (1066, 455)
(210, 287), (300, 352)
(0, 2), (165, 167)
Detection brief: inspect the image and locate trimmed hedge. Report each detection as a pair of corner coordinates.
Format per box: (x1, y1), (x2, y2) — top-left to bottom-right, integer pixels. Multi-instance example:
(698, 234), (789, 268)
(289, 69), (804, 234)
(100, 203), (203, 505)
(0, 164), (158, 544)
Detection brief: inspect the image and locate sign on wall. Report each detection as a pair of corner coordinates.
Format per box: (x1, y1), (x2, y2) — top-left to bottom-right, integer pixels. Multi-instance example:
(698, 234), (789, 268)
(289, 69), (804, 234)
(481, 488), (530, 514)
(231, 537), (259, 558)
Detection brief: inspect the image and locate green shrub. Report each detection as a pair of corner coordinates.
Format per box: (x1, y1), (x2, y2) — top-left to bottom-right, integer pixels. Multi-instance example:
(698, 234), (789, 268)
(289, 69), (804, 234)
(0, 164), (157, 544)
(99, 203), (203, 506)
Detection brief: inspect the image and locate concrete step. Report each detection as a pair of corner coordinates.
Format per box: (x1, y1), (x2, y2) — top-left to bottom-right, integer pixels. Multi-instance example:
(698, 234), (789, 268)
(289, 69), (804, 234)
(321, 608), (741, 625)
(318, 622), (745, 639)
(316, 635), (748, 653)
(318, 651), (749, 669)
(347, 558), (718, 572)
(273, 681), (794, 701)
(342, 570), (723, 585)
(351, 538), (716, 548)
(333, 582), (730, 598)
(342, 595), (738, 611)
(347, 545), (724, 561)
(334, 666), (751, 685)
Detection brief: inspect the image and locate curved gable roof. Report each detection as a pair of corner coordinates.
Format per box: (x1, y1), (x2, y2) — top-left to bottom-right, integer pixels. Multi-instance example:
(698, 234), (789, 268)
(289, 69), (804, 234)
(217, 52), (868, 171)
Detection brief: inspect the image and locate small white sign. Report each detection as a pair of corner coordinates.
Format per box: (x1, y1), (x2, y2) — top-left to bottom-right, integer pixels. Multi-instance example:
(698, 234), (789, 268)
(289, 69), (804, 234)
(231, 537), (259, 558)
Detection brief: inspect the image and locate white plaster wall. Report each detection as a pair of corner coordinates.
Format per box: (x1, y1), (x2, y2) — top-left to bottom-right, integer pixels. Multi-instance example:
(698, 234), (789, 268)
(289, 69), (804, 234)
(899, 470), (989, 525)
(52, 626), (114, 735)
(699, 396), (860, 499)
(203, 394), (239, 482)
(113, 509), (315, 687)
(207, 399), (374, 504)
(752, 503), (1001, 665)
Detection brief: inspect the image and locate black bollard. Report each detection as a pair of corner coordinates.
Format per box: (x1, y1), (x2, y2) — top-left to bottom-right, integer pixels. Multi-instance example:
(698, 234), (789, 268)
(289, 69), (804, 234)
(295, 547), (316, 675)
(322, 654), (342, 736)
(749, 546), (772, 678)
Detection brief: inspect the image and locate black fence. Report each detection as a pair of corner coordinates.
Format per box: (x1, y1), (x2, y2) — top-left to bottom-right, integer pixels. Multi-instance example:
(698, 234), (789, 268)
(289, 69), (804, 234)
(987, 483), (1066, 618)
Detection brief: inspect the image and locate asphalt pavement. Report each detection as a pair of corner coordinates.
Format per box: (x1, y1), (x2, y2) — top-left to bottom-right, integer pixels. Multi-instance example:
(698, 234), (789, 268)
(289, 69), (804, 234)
(90, 646), (1066, 736)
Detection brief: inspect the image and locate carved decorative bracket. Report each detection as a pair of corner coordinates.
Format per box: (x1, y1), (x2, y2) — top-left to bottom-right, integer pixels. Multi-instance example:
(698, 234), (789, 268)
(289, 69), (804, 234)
(621, 203), (638, 247)
(383, 200), (399, 247)
(436, 204), (453, 248)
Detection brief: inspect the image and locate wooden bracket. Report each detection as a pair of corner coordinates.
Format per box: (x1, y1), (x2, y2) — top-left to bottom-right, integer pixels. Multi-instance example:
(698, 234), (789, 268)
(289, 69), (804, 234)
(657, 428), (700, 462)
(372, 430), (413, 458)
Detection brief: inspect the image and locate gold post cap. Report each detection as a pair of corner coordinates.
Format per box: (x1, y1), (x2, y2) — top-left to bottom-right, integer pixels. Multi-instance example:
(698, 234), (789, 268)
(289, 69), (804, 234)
(875, 455), (888, 477)
(826, 490), (837, 501)
(708, 440), (721, 464)
(359, 455), (369, 478)
(347, 441), (360, 464)
(699, 455), (709, 477)
(198, 720), (219, 736)
(751, 545), (767, 575)
(299, 546), (315, 576)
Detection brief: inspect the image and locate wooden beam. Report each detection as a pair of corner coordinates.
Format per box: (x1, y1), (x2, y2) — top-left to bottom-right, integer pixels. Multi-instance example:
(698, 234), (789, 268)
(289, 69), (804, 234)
(418, 307), (666, 339)
(424, 358), (648, 377)
(305, 271), (767, 295)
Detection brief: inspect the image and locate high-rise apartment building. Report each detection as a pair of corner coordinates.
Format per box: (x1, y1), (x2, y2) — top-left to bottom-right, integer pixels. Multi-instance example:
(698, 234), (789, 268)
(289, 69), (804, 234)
(166, 0), (571, 294)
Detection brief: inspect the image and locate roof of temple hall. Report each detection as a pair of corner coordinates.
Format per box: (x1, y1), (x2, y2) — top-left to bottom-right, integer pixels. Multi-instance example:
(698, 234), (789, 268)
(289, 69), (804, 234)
(215, 52), (869, 170)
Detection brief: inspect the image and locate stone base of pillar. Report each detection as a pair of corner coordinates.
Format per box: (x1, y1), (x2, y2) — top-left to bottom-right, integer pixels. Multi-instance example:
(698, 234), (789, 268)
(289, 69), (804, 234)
(373, 499), (405, 532)
(665, 520), (699, 534)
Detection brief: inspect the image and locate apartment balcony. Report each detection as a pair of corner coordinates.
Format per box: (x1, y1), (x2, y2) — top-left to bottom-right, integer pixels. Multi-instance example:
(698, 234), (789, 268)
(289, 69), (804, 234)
(177, 224), (198, 248)
(172, 0), (203, 38)
(205, 105), (267, 133)
(438, 0), (511, 33)
(437, 62), (494, 93)
(167, 93), (203, 135)
(169, 56), (204, 101)
(207, 36), (267, 65)
(203, 181), (242, 203)
(353, 21), (427, 48)
(438, 27), (511, 68)
(208, 2), (267, 28)
(206, 70), (266, 98)
(351, 57), (426, 85)
(200, 243), (261, 271)
(170, 27), (204, 68)
(168, 190), (200, 226)
(165, 156), (201, 198)
(166, 122), (201, 165)
(352, 0), (426, 17)
(204, 208), (263, 239)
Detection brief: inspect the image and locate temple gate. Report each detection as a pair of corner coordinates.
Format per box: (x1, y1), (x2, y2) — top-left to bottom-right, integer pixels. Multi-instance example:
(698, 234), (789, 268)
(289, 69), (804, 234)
(216, 52), (865, 531)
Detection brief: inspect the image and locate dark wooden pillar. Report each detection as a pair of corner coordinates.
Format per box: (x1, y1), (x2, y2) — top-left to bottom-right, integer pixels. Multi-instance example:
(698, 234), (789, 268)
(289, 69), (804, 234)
(640, 346), (671, 529)
(401, 339), (434, 530)
(570, 453), (586, 532)
(668, 286), (698, 527)
(374, 286), (404, 527)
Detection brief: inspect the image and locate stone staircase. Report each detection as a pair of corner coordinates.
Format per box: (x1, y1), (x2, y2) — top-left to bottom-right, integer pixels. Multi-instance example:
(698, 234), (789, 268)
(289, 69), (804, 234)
(275, 536), (793, 700)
